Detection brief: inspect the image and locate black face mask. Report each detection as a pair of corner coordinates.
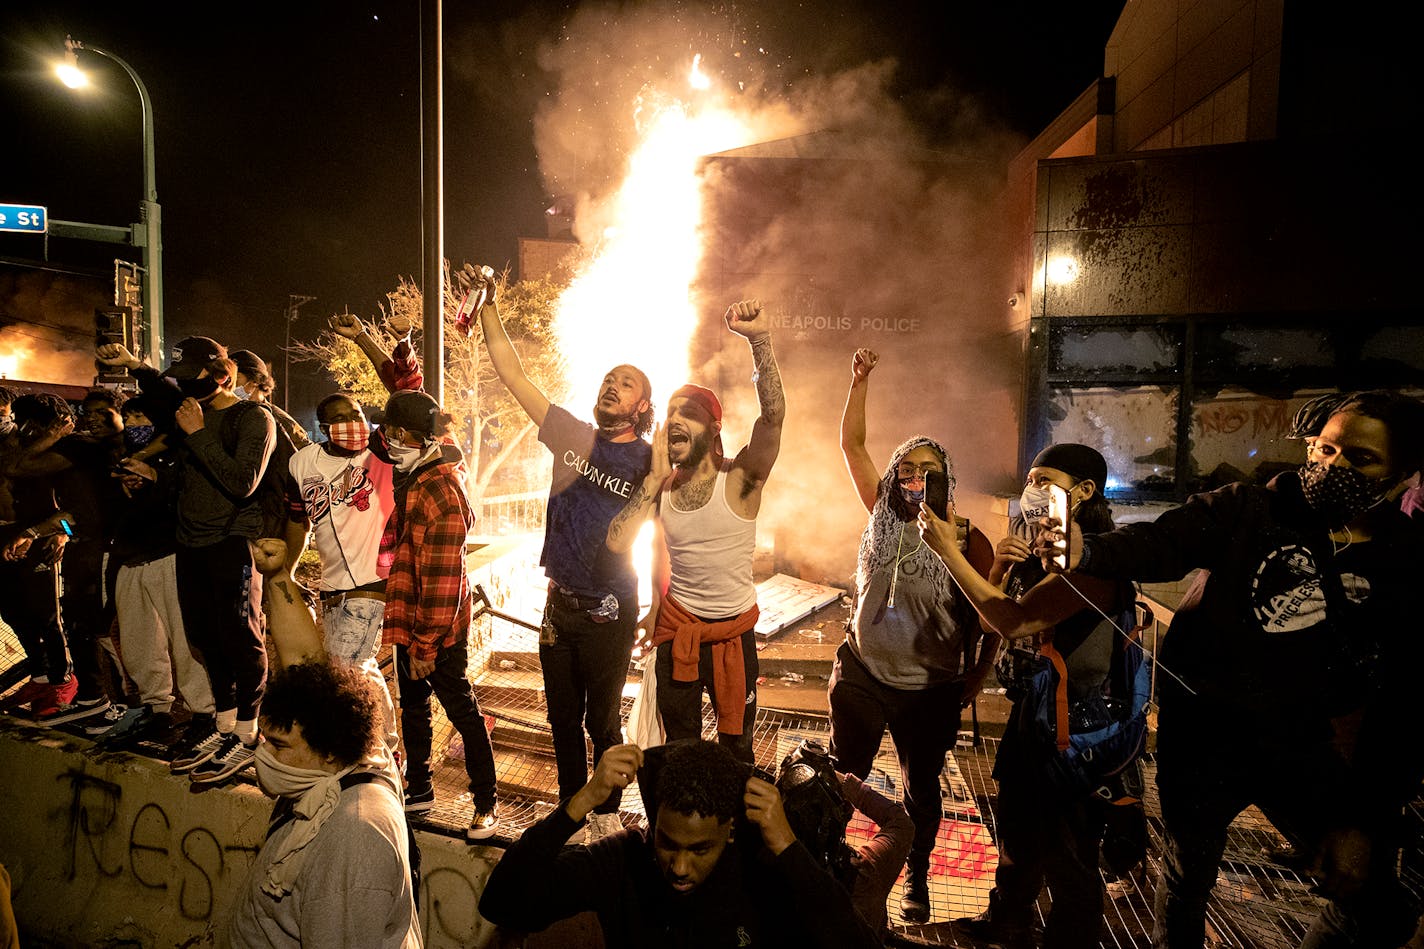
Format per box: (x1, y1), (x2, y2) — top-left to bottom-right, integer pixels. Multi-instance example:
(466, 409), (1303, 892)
(176, 376), (221, 400)
(1298, 461), (1396, 529)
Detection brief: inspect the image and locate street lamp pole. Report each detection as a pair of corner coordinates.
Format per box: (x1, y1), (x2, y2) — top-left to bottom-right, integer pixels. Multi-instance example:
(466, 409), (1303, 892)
(64, 35), (164, 369)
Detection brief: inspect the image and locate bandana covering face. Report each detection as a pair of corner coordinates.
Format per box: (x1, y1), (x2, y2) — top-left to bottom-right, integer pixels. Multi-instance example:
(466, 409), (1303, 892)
(1299, 461), (1394, 529)
(177, 376), (221, 400)
(123, 425), (157, 452)
(326, 420), (370, 452)
(389, 440), (438, 472)
(254, 743), (356, 897)
(856, 435), (957, 606)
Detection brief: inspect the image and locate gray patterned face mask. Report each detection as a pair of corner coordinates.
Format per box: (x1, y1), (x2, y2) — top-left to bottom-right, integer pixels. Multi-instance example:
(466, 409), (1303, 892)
(1298, 461), (1394, 529)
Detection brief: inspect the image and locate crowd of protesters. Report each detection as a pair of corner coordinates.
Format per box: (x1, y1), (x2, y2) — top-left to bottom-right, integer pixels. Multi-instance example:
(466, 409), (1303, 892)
(1, 277), (1422, 948)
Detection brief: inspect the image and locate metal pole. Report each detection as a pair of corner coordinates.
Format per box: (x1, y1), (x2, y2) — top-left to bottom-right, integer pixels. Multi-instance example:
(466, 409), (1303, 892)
(70, 39), (163, 369)
(285, 294), (316, 412)
(420, 0), (444, 404)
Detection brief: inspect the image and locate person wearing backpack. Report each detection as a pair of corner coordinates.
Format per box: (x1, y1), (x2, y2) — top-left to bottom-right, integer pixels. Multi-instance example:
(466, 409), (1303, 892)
(1029, 391), (1424, 949)
(97, 336), (276, 785)
(228, 658), (421, 949)
(921, 442), (1132, 949)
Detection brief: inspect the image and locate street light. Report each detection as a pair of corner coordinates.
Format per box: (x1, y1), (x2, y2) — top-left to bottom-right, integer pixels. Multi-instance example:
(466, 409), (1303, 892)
(57, 34), (164, 369)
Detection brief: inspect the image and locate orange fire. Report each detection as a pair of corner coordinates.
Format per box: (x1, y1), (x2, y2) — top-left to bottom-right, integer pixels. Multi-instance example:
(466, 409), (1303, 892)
(550, 55), (763, 405)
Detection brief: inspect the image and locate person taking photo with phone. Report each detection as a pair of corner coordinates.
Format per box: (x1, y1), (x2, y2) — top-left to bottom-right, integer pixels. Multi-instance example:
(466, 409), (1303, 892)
(919, 443), (1131, 949)
(832, 347), (995, 923)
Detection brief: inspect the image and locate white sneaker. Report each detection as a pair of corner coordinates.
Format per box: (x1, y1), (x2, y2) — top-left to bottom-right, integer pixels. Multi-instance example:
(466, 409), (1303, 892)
(584, 811), (623, 844)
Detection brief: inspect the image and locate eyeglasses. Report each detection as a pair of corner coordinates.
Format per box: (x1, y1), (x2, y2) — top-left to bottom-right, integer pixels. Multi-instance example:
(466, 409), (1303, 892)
(896, 462), (942, 478)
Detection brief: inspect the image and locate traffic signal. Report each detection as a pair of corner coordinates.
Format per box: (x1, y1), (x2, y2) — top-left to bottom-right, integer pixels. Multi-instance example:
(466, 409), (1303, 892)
(95, 306), (136, 383)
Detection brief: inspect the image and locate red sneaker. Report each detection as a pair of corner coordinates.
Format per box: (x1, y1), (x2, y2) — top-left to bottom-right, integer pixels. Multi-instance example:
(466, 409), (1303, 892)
(31, 676), (79, 718)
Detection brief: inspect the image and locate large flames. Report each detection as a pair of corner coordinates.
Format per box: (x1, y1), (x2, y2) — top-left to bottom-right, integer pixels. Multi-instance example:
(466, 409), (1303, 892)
(549, 56), (763, 405)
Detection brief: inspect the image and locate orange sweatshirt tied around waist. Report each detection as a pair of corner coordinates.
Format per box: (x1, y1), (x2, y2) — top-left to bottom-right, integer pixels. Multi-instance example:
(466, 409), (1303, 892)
(651, 593), (760, 736)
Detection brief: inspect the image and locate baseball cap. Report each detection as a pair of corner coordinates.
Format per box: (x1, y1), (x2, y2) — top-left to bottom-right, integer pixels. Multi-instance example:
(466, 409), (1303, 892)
(372, 390), (440, 437)
(163, 336), (227, 380)
(669, 384), (722, 423)
(229, 349), (271, 379)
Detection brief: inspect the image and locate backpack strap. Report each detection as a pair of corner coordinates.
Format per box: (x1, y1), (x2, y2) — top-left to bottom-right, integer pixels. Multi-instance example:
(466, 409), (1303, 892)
(1039, 639), (1071, 752)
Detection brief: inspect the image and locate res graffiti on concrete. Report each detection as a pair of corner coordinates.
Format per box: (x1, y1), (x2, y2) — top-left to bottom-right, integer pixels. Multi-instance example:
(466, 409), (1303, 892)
(60, 767), (261, 921)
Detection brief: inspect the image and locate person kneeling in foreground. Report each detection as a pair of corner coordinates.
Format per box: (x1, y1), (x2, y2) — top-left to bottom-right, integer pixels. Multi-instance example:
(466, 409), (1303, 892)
(479, 739), (880, 948)
(228, 659), (420, 948)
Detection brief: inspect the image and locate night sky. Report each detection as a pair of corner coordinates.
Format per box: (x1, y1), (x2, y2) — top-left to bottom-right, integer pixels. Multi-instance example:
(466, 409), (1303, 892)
(1, 0), (1124, 421)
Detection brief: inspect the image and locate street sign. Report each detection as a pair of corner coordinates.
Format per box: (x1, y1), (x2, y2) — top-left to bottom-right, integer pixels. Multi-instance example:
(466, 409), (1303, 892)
(0, 204), (47, 233)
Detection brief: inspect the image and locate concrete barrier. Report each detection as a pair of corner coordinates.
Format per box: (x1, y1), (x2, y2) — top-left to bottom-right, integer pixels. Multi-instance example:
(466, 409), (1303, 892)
(0, 719), (503, 948)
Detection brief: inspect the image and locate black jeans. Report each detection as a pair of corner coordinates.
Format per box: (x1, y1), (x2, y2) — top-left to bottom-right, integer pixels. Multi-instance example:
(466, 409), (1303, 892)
(828, 640), (965, 868)
(59, 540), (107, 702)
(397, 637), (497, 810)
(0, 554), (67, 682)
(175, 536), (266, 722)
(539, 592), (637, 812)
(655, 627), (758, 765)
(987, 724), (1107, 949)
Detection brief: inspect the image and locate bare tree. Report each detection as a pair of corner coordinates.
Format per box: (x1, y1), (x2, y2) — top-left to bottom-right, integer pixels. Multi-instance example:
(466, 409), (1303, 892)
(288, 262), (574, 506)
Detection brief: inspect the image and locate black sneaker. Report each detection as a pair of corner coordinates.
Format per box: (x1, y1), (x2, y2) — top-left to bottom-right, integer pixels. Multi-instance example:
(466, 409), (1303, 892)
(189, 733), (256, 785)
(170, 719), (224, 773)
(954, 912), (1033, 949)
(900, 868), (931, 923)
(35, 696), (110, 726)
(404, 786), (435, 815)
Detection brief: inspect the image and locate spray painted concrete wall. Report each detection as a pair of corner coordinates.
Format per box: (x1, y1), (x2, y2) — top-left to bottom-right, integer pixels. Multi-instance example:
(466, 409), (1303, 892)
(0, 721), (502, 948)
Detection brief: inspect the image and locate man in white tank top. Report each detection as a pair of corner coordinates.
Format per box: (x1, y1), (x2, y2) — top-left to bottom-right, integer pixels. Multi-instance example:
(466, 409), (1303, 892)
(607, 300), (785, 763)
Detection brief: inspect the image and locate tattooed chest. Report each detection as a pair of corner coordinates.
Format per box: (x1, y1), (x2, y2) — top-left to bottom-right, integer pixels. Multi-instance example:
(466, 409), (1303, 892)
(671, 476), (716, 510)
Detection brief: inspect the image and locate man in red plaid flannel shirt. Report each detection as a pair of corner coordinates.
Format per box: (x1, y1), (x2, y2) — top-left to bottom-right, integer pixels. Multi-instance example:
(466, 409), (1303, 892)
(376, 389), (500, 841)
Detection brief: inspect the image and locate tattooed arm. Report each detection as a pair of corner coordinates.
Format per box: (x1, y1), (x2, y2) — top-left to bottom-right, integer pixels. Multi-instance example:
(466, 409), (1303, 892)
(606, 422), (669, 554)
(725, 300), (785, 514)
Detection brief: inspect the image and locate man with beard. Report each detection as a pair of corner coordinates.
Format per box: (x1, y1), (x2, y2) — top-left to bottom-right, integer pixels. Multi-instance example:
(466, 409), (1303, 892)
(97, 337), (275, 784)
(606, 300), (785, 764)
(477, 274), (653, 842)
(479, 739), (879, 948)
(1034, 390), (1424, 948)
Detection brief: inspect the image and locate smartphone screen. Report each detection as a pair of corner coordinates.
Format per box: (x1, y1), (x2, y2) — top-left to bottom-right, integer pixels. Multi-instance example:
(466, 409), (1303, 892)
(58, 518), (74, 537)
(1046, 484), (1070, 570)
(924, 469), (950, 520)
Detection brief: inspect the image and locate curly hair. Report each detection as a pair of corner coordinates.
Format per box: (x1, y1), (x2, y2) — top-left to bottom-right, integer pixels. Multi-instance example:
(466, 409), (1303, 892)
(259, 659), (379, 767)
(82, 387), (128, 411)
(656, 739), (746, 823)
(11, 392), (74, 426)
(0, 385), (16, 409)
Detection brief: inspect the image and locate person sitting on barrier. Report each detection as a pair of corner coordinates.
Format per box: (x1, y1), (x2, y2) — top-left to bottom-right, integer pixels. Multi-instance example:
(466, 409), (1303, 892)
(1031, 390), (1424, 949)
(479, 739), (881, 948)
(227, 658), (419, 949)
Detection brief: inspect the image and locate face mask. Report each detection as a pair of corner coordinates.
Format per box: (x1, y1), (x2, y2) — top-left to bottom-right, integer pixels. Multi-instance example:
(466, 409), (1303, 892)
(1019, 484), (1054, 523)
(233, 385), (249, 400)
(325, 420), (370, 452)
(387, 440), (431, 472)
(177, 376), (221, 400)
(123, 425), (157, 452)
(0, 416), (13, 436)
(898, 480), (925, 505)
(255, 743), (338, 799)
(1299, 461), (1395, 529)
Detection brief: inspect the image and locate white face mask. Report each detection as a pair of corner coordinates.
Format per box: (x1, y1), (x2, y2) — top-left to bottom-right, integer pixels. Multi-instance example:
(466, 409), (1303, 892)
(388, 440), (432, 472)
(1019, 484), (1054, 524)
(233, 385), (250, 400)
(255, 742), (338, 799)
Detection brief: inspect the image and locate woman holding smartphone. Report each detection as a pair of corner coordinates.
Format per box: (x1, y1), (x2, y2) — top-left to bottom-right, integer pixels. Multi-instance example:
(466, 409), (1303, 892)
(834, 347), (996, 924)
(919, 442), (1129, 949)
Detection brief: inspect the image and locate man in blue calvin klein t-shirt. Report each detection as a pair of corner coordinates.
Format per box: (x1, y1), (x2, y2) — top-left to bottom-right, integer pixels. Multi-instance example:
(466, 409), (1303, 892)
(477, 274), (653, 843)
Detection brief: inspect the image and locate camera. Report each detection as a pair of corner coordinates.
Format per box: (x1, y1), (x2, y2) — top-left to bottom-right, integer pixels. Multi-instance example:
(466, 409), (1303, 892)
(776, 740), (854, 881)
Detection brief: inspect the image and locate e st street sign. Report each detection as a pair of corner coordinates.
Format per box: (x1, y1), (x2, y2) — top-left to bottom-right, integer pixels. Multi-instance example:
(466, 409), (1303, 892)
(0, 204), (47, 233)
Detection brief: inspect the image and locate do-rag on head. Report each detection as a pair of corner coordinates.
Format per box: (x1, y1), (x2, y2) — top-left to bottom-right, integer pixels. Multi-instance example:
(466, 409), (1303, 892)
(669, 384), (722, 424)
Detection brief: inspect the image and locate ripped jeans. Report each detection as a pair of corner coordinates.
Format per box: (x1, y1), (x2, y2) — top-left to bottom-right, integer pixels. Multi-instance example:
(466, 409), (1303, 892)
(321, 593), (398, 748)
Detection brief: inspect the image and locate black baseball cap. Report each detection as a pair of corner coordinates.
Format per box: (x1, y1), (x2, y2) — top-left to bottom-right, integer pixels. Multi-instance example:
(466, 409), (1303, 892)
(229, 349), (270, 378)
(372, 390), (440, 437)
(163, 336), (227, 380)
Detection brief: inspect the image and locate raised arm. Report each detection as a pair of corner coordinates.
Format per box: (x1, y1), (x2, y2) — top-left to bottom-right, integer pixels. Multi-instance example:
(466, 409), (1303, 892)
(726, 300), (784, 502)
(839, 348), (880, 512)
(476, 278), (551, 427)
(330, 313), (422, 394)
